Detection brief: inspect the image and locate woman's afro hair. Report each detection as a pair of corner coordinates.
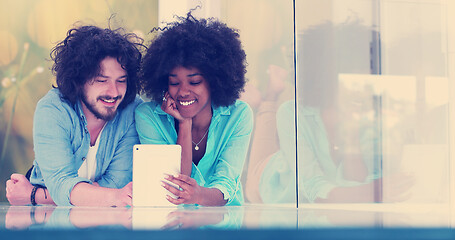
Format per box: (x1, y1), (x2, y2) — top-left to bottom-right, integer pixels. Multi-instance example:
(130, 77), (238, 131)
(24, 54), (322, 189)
(140, 12), (247, 107)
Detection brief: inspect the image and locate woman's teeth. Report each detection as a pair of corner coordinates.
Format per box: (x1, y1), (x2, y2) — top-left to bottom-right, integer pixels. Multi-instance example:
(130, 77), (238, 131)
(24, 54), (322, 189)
(180, 100), (196, 106)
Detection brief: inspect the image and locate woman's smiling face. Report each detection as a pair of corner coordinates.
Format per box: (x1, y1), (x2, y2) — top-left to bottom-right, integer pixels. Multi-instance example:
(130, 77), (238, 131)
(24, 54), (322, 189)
(168, 66), (211, 119)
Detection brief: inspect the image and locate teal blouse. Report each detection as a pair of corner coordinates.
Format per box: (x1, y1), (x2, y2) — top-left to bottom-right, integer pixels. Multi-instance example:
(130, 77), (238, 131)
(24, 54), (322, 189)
(135, 100), (253, 205)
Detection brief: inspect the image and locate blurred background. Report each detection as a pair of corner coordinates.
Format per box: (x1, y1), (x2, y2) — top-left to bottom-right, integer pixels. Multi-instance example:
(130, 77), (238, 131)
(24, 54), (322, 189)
(1, 0), (454, 210)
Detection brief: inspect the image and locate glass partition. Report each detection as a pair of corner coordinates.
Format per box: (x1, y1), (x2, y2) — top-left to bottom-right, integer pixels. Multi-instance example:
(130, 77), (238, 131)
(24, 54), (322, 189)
(295, 0), (450, 204)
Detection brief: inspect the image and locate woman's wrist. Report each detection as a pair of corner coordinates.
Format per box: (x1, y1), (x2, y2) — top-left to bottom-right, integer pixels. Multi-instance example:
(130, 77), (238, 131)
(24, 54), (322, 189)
(197, 187), (227, 206)
(178, 118), (192, 127)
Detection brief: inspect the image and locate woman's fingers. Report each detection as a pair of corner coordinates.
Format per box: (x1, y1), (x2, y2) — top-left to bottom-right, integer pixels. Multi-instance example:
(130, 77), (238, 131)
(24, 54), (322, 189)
(164, 174), (192, 190)
(166, 195), (186, 205)
(171, 174), (197, 185)
(162, 174), (201, 205)
(161, 180), (181, 195)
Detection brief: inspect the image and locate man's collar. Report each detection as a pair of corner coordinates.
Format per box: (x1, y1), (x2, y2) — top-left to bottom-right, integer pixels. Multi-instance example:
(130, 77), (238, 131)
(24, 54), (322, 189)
(75, 100), (88, 125)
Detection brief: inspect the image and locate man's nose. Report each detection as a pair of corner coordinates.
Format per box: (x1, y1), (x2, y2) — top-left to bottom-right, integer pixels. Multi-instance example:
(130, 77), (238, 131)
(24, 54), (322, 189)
(107, 81), (120, 96)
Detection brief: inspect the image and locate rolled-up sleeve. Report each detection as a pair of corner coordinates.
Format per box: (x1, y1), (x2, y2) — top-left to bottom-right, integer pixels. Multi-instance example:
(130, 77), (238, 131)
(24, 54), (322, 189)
(206, 103), (253, 205)
(33, 100), (90, 206)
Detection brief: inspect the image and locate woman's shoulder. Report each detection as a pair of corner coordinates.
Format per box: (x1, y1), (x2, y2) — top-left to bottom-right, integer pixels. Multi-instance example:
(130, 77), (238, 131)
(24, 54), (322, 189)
(227, 100), (253, 117)
(135, 100), (162, 115)
(218, 100), (254, 132)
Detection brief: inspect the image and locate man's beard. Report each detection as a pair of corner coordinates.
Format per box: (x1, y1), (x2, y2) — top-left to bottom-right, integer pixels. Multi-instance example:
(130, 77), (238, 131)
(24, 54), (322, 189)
(81, 94), (121, 121)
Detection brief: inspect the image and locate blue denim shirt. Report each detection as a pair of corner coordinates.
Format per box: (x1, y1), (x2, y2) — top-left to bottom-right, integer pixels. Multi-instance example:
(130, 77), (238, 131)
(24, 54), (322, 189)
(135, 100), (253, 206)
(29, 89), (142, 206)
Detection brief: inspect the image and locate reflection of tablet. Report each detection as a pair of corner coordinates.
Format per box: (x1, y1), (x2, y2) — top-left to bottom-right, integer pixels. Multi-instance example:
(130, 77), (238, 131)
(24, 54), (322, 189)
(133, 144), (181, 207)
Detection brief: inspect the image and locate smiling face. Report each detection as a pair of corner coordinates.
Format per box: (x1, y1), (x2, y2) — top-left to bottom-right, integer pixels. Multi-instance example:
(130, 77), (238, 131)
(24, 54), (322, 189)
(168, 66), (211, 119)
(81, 57), (127, 121)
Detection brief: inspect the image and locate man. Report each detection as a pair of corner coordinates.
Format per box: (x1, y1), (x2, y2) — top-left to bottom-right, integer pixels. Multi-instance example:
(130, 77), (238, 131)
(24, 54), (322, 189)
(5, 25), (143, 206)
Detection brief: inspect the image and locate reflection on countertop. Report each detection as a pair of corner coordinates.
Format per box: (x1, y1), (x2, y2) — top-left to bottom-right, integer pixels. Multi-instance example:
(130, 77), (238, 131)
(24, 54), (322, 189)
(0, 203), (452, 231)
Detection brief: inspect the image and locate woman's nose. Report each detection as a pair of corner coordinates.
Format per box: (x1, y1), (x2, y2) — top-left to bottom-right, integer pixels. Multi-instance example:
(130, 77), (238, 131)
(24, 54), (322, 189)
(178, 85), (190, 97)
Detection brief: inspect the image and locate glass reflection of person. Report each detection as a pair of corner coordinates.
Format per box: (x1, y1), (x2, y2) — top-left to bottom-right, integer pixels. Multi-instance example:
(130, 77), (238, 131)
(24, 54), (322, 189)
(5, 25), (143, 206)
(246, 22), (412, 203)
(5, 206), (132, 230)
(5, 206), (54, 230)
(161, 207), (242, 230)
(135, 11), (253, 206)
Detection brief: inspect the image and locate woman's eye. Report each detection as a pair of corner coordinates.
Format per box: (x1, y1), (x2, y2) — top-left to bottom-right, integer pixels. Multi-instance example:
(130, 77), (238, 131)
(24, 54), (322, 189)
(190, 81), (202, 85)
(169, 82), (179, 86)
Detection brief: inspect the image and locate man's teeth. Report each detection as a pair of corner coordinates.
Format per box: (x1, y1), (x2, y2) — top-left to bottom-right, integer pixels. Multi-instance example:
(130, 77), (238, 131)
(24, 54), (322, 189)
(102, 99), (115, 103)
(180, 100), (196, 106)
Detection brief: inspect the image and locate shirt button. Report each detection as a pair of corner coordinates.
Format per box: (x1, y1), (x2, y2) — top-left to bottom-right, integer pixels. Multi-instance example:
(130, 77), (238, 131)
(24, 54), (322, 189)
(82, 157), (86, 161)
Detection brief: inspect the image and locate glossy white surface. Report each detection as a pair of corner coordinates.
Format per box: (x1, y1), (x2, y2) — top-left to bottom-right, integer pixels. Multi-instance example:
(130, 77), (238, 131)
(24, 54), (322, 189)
(0, 203), (451, 230)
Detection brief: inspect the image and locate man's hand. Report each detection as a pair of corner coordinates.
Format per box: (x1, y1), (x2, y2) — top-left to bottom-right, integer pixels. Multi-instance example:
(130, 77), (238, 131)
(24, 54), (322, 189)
(6, 174), (34, 205)
(111, 182), (133, 207)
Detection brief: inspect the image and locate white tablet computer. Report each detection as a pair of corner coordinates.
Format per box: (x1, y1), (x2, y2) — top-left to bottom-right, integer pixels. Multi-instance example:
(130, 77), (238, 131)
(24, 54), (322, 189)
(132, 144), (181, 207)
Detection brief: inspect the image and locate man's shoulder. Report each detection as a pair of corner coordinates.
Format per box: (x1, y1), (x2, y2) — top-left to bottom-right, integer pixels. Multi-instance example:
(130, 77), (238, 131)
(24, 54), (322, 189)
(114, 95), (145, 125)
(33, 89), (81, 132)
(119, 95), (144, 114)
(36, 88), (75, 114)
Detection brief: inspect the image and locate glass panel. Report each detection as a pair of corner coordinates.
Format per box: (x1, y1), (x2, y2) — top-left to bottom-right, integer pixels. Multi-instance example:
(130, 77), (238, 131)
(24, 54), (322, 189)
(223, 1), (297, 205)
(295, 0), (450, 205)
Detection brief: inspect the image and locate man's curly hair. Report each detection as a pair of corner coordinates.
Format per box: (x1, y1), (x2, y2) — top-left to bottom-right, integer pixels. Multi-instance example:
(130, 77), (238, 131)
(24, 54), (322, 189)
(140, 13), (247, 107)
(50, 25), (143, 109)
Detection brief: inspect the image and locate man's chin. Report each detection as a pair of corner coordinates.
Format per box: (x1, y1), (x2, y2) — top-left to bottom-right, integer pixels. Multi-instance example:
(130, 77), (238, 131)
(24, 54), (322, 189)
(99, 110), (118, 121)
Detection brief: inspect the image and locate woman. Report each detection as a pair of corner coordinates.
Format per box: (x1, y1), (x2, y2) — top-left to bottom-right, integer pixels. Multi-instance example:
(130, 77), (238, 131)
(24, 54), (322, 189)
(135, 13), (253, 206)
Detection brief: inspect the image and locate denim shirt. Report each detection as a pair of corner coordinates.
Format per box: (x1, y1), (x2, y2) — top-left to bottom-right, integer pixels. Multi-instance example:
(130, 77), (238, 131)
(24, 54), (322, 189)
(135, 100), (253, 205)
(29, 89), (142, 206)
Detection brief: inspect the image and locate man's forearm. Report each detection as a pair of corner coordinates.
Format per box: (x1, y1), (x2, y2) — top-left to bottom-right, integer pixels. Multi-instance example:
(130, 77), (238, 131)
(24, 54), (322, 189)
(35, 188), (56, 205)
(69, 182), (119, 207)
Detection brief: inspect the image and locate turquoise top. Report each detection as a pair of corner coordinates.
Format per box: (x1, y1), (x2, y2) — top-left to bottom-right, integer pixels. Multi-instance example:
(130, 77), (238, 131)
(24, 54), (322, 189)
(135, 100), (253, 205)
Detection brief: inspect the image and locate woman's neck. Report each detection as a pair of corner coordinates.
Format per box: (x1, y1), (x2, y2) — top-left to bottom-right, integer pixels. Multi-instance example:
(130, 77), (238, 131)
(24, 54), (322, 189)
(192, 105), (213, 131)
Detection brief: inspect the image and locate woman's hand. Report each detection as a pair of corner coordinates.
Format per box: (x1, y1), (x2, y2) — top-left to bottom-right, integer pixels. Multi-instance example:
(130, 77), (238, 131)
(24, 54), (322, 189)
(162, 174), (202, 205)
(161, 92), (185, 122)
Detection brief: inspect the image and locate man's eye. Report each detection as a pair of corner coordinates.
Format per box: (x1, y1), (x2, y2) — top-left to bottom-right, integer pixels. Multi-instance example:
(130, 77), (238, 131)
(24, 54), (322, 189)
(95, 79), (107, 83)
